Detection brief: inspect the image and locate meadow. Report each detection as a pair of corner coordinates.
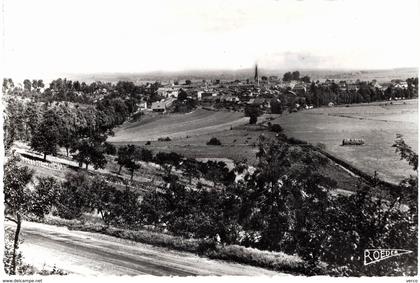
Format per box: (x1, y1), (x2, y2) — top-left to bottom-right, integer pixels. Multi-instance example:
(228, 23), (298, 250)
(272, 99), (418, 184)
(108, 109), (249, 143)
(110, 109), (372, 193)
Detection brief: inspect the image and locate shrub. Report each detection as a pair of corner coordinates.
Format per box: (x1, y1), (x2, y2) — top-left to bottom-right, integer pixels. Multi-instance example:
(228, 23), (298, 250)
(245, 105), (261, 125)
(158, 137), (171, 142)
(270, 124), (283, 133)
(315, 143), (326, 151)
(130, 111), (143, 122)
(207, 137), (222, 146)
(56, 172), (91, 219)
(145, 141), (151, 145)
(249, 115), (258, 124)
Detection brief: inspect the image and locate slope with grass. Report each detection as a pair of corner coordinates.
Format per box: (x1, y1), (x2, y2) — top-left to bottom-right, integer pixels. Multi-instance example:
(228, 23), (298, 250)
(272, 100), (418, 183)
(108, 109), (249, 142)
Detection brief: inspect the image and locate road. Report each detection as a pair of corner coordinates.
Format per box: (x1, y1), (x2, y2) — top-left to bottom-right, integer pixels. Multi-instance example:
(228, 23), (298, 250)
(9, 221), (284, 276)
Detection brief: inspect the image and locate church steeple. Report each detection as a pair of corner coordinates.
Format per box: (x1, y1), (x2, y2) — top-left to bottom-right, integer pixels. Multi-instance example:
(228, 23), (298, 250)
(254, 64), (259, 86)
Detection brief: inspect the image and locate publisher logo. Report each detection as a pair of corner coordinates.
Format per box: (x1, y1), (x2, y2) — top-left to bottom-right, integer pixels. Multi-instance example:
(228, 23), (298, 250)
(364, 249), (412, 266)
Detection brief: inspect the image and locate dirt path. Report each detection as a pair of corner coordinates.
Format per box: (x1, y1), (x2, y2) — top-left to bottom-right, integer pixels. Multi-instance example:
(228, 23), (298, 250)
(10, 221), (284, 276)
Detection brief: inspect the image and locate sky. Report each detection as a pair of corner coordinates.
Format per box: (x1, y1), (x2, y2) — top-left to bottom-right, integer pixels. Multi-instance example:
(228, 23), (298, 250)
(1, 0), (419, 80)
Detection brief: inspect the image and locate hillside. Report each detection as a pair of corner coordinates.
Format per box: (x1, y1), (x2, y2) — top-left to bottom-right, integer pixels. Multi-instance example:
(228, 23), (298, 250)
(109, 109), (248, 142)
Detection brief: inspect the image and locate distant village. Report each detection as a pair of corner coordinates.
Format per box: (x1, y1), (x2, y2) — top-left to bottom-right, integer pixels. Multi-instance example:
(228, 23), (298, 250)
(3, 66), (418, 118)
(141, 65), (418, 114)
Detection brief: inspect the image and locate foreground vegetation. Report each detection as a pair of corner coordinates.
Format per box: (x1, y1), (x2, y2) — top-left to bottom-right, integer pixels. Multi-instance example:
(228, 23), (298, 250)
(4, 133), (417, 276)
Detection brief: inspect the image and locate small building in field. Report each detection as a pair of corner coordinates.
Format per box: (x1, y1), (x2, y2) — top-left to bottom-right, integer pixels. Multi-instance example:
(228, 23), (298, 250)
(342, 138), (365, 146)
(151, 101), (166, 112)
(151, 98), (176, 113)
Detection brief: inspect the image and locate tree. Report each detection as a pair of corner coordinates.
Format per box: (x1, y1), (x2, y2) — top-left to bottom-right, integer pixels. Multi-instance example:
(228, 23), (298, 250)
(110, 188), (142, 226)
(31, 80), (38, 92)
(23, 79), (32, 92)
(3, 78), (14, 94)
(203, 161), (233, 187)
(126, 159), (141, 181)
(270, 99), (283, 114)
(392, 134), (418, 171)
(292, 71), (300, 81)
(4, 156), (59, 274)
(71, 134), (108, 170)
(89, 177), (117, 225)
(301, 76), (311, 83)
(4, 98), (26, 148)
(178, 88), (188, 101)
(23, 102), (40, 141)
(56, 106), (78, 157)
(282, 72), (292, 82)
(30, 109), (60, 160)
(155, 152), (182, 177)
(57, 172), (92, 219)
(115, 145), (135, 174)
(269, 124), (283, 133)
(244, 105), (262, 124)
(37, 79), (44, 90)
(115, 145), (149, 179)
(72, 81), (81, 91)
(181, 158), (201, 184)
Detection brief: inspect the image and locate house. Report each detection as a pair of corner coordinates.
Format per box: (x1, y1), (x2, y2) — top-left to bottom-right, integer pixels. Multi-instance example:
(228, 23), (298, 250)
(293, 83), (307, 95)
(198, 92), (218, 100)
(347, 83), (359, 92)
(157, 87), (179, 98)
(394, 81), (408, 89)
(137, 101), (148, 110)
(323, 79), (334, 88)
(371, 81), (383, 89)
(151, 98), (176, 113)
(339, 81), (347, 92)
(220, 95), (239, 102)
(151, 101), (166, 112)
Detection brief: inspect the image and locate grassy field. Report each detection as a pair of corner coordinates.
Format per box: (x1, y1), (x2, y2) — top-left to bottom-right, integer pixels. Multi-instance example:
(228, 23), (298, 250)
(271, 99), (418, 184)
(110, 109), (373, 193)
(108, 108), (249, 142)
(109, 109), (275, 164)
(110, 100), (418, 187)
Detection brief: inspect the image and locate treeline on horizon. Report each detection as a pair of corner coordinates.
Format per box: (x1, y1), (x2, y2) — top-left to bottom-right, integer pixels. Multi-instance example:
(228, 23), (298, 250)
(3, 73), (419, 109)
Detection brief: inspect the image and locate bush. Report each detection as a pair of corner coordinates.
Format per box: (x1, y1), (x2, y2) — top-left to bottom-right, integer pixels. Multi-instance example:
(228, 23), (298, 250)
(315, 143), (326, 150)
(145, 141), (151, 145)
(245, 105), (262, 125)
(158, 137), (171, 142)
(270, 124), (283, 133)
(130, 111), (143, 122)
(56, 172), (91, 219)
(249, 115), (258, 124)
(207, 137), (222, 146)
